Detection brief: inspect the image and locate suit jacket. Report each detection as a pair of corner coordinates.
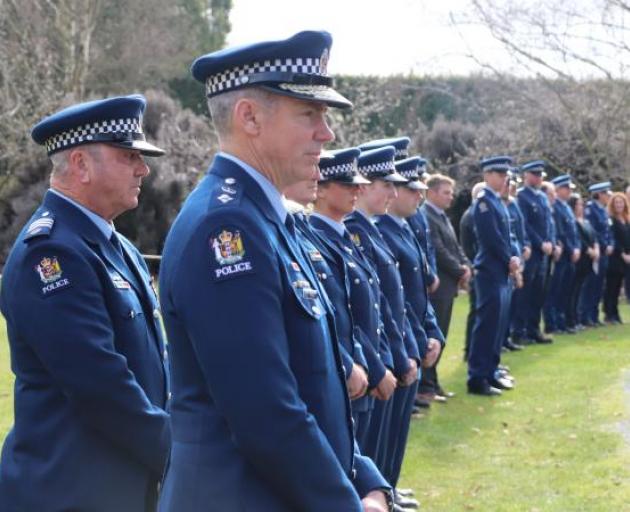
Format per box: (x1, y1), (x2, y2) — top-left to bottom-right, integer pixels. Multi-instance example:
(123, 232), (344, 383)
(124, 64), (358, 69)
(420, 202), (469, 300)
(158, 155), (387, 512)
(0, 191), (170, 512)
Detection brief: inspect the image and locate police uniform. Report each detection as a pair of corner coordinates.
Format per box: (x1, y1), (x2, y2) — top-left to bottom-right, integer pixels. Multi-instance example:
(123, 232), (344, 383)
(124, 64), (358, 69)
(512, 160), (553, 343)
(467, 157), (519, 395)
(0, 95), (170, 512)
(581, 181), (614, 326)
(290, 202), (369, 383)
(158, 32), (389, 512)
(359, 141), (438, 286)
(310, 149), (392, 452)
(544, 175), (581, 333)
(346, 149), (420, 486)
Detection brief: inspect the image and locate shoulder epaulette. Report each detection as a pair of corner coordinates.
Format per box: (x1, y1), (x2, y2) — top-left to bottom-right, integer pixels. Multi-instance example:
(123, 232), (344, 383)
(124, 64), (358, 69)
(211, 177), (244, 207)
(23, 211), (55, 242)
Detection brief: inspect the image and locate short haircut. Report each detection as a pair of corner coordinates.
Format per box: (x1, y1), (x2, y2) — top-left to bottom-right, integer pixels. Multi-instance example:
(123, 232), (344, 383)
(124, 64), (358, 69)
(426, 173), (454, 190)
(207, 87), (277, 137)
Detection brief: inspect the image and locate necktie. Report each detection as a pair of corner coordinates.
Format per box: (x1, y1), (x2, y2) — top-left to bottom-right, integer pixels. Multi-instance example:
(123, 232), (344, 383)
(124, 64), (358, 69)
(110, 231), (125, 258)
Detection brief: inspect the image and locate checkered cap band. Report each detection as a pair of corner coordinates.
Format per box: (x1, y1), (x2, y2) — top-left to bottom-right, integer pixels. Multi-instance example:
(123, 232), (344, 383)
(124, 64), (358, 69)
(483, 163), (510, 172)
(206, 57), (325, 95)
(44, 117), (143, 153)
(395, 148), (408, 158)
(320, 161), (358, 178)
(398, 169), (419, 179)
(358, 160), (396, 177)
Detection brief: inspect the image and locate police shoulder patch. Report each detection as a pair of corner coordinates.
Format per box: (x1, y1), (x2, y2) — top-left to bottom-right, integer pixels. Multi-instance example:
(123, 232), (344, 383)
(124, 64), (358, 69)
(209, 227), (254, 281)
(35, 255), (71, 296)
(478, 200), (489, 213)
(24, 211), (55, 241)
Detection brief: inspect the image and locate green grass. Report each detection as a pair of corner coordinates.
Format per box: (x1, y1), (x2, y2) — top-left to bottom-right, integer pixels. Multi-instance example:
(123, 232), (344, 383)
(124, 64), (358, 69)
(400, 297), (630, 511)
(0, 297), (629, 511)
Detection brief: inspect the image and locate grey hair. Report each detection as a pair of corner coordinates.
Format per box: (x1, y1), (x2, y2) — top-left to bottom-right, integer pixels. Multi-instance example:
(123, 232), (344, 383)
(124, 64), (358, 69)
(207, 87), (277, 137)
(49, 144), (102, 181)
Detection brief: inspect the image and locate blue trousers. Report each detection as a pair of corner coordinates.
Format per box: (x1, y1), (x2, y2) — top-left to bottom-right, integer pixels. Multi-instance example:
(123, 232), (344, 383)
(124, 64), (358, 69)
(362, 396), (391, 471)
(513, 251), (546, 337)
(580, 253), (608, 323)
(544, 255), (571, 331)
(384, 379), (419, 486)
(468, 272), (511, 382)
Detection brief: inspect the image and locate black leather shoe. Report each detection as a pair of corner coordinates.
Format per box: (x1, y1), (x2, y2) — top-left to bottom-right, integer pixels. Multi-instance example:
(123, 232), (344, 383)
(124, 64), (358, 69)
(395, 492), (419, 509)
(414, 396), (431, 409)
(532, 332), (553, 344)
(396, 488), (415, 497)
(513, 334), (534, 345)
(504, 339), (524, 351)
(436, 387), (456, 398)
(394, 504), (417, 512)
(468, 380), (502, 396)
(495, 369), (515, 382)
(489, 377), (514, 390)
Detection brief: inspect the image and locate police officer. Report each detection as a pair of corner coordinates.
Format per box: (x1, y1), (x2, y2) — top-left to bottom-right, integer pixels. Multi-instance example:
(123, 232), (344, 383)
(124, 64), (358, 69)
(581, 181), (614, 326)
(359, 138), (439, 294)
(284, 169), (370, 404)
(467, 157), (520, 396)
(311, 148), (397, 456)
(545, 175), (581, 333)
(345, 149), (421, 509)
(158, 32), (392, 512)
(501, 175), (526, 351)
(0, 95), (171, 512)
(287, 149), (375, 438)
(512, 160), (554, 344)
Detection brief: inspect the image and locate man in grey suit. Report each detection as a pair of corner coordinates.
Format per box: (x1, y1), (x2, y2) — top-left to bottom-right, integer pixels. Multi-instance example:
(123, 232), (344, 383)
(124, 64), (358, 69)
(418, 174), (472, 401)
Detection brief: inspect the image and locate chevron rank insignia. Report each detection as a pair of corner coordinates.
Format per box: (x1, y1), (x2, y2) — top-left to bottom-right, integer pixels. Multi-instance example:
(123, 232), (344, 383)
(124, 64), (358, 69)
(24, 211), (55, 241)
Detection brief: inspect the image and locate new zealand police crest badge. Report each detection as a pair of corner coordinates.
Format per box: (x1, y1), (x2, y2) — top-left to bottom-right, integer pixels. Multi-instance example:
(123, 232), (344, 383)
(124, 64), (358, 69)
(211, 230), (245, 265)
(35, 257), (62, 283)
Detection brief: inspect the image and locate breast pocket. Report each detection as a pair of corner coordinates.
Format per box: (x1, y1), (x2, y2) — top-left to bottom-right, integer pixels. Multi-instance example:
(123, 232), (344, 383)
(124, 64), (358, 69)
(281, 261), (333, 374)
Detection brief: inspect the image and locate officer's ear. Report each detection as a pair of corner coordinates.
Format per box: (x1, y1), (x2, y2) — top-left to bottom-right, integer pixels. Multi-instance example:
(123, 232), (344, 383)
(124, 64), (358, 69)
(67, 147), (92, 184)
(233, 98), (264, 137)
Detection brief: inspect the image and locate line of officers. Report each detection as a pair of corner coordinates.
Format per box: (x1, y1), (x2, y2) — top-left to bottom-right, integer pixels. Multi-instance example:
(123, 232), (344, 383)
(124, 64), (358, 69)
(459, 158), (626, 398)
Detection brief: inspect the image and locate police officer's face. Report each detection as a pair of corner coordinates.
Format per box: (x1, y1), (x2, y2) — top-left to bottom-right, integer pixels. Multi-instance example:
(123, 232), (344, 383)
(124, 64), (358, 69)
(85, 144), (150, 220)
(362, 180), (397, 215)
(524, 172), (543, 188)
(257, 96), (334, 187)
(319, 182), (358, 217)
(485, 171), (508, 192)
(392, 186), (421, 217)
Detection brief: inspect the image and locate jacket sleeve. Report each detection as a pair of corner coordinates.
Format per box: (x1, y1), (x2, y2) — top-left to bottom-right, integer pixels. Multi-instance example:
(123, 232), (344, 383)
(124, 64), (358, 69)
(379, 291), (410, 378)
(426, 211), (467, 280)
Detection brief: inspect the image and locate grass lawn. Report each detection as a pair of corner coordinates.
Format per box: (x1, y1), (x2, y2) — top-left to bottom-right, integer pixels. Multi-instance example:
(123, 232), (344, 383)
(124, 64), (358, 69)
(400, 297), (630, 511)
(0, 296), (629, 510)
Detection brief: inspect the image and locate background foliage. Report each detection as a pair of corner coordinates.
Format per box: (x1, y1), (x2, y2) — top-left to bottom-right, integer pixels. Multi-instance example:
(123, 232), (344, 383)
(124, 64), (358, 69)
(0, 0), (628, 266)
